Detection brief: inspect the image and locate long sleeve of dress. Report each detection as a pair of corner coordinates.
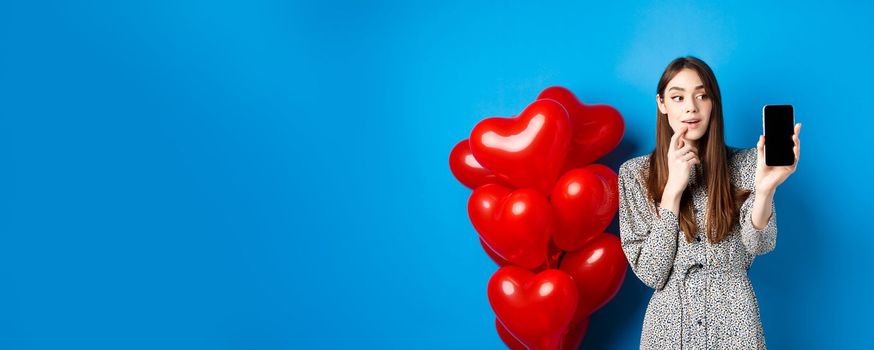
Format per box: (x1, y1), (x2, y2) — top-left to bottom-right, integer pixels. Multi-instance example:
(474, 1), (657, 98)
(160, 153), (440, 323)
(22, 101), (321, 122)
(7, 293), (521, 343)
(738, 188), (778, 256)
(618, 160), (680, 291)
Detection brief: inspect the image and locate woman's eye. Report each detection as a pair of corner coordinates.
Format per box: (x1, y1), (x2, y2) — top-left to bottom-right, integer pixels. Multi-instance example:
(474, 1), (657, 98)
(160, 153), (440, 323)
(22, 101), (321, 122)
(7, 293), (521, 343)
(671, 96), (682, 102)
(696, 94), (708, 100)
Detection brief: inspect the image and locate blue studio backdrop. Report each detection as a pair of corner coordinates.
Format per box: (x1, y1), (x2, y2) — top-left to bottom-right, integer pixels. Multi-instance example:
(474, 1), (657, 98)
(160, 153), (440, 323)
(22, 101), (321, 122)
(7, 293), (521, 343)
(1, 1), (872, 349)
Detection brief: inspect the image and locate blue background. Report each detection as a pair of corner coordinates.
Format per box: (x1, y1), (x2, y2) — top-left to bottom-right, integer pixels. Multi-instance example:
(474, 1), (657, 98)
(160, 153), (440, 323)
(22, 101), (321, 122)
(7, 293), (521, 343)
(1, 0), (871, 349)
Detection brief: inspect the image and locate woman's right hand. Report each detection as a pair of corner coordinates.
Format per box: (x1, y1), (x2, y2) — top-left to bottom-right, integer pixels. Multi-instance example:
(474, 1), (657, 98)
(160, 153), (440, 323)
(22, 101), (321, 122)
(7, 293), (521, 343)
(665, 125), (699, 197)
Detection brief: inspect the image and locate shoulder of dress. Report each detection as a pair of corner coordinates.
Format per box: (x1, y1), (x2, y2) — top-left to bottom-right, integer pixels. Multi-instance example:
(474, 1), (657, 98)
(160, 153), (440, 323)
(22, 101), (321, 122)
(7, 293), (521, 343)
(619, 153), (651, 180)
(728, 146), (758, 189)
(728, 146), (757, 169)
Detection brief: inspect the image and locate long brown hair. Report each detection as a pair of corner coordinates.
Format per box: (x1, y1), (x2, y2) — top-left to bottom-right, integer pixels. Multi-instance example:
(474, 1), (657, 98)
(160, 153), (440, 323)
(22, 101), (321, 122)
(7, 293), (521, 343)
(646, 56), (751, 244)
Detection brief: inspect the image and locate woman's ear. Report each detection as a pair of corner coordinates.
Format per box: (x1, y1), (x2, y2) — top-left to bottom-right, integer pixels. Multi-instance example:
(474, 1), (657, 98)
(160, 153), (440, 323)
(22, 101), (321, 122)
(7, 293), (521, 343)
(656, 94), (668, 115)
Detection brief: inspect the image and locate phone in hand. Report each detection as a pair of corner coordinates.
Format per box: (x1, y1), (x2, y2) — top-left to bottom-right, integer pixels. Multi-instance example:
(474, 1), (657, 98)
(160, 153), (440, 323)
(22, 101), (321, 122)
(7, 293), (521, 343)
(762, 104), (796, 166)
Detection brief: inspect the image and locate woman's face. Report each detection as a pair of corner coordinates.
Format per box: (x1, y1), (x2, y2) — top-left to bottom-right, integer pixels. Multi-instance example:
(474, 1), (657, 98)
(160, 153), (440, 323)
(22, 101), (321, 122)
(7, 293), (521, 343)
(656, 68), (712, 144)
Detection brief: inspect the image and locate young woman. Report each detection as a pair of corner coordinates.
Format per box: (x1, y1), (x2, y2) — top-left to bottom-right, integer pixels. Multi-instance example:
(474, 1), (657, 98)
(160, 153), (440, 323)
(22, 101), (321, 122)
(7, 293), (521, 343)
(618, 56), (801, 349)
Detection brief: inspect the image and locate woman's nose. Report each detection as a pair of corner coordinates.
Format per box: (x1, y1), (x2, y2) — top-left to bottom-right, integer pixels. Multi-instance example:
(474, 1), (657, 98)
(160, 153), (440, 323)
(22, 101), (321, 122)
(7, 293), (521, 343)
(685, 100), (698, 113)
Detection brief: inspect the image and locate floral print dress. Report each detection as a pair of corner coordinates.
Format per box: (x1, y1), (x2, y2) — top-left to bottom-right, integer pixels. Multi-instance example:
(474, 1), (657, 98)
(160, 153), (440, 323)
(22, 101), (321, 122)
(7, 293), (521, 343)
(618, 147), (777, 349)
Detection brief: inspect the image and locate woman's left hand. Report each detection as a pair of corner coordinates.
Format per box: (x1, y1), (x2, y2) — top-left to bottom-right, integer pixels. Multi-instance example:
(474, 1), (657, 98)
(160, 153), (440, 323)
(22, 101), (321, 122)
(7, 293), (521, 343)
(755, 123), (802, 193)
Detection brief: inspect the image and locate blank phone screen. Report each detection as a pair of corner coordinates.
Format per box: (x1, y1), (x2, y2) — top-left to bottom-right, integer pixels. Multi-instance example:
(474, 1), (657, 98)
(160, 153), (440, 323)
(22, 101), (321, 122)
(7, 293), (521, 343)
(763, 105), (795, 166)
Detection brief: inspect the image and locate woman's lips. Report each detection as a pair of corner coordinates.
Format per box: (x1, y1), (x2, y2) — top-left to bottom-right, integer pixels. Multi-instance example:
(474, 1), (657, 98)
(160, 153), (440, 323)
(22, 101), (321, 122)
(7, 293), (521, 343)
(683, 120), (701, 128)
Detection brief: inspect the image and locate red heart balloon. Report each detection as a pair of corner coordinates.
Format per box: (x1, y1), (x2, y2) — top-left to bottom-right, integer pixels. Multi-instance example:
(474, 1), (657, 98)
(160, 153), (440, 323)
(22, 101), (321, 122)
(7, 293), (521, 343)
(537, 86), (624, 169)
(574, 164), (618, 235)
(559, 233), (628, 322)
(560, 318), (590, 350)
(488, 267), (579, 350)
(469, 184), (554, 269)
(486, 238), (563, 272)
(449, 139), (508, 189)
(586, 163), (619, 222)
(496, 318), (527, 350)
(480, 238), (512, 266)
(469, 99), (571, 195)
(549, 164), (618, 251)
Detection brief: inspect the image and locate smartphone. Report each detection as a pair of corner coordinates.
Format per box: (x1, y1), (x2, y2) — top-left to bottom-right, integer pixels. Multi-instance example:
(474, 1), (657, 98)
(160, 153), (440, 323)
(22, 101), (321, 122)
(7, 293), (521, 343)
(762, 105), (796, 166)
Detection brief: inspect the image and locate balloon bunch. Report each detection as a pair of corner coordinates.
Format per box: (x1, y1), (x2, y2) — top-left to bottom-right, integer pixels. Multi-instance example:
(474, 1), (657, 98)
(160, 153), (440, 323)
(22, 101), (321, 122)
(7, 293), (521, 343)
(449, 86), (629, 349)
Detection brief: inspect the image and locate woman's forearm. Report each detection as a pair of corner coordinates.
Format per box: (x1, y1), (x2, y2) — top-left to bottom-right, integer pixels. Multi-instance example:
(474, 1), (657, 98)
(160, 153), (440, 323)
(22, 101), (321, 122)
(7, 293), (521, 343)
(659, 187), (683, 216)
(751, 187), (775, 230)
